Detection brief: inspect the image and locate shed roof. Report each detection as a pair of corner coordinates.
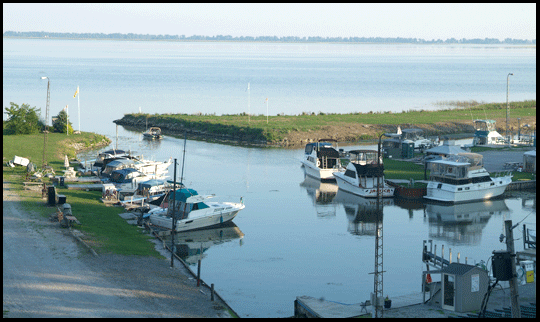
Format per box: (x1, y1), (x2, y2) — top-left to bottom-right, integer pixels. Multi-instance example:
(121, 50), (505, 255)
(440, 263), (480, 275)
(426, 144), (468, 156)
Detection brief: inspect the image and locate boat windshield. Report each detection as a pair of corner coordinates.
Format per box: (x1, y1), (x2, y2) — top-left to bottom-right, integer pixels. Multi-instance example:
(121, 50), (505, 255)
(474, 120), (496, 132)
(402, 130), (425, 141)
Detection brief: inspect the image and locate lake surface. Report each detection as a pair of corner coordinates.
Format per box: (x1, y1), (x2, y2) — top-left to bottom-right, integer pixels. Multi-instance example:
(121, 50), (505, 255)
(3, 39), (536, 133)
(3, 39), (536, 317)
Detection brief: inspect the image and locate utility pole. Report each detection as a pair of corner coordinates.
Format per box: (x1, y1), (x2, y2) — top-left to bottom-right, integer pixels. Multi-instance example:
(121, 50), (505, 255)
(504, 220), (521, 318)
(170, 158), (177, 268)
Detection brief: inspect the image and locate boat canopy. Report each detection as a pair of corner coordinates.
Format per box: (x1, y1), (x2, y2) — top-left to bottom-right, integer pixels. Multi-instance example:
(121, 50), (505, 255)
(110, 168), (141, 183)
(169, 188), (209, 208)
(474, 119), (497, 132)
(138, 179), (167, 190)
(349, 150), (381, 164)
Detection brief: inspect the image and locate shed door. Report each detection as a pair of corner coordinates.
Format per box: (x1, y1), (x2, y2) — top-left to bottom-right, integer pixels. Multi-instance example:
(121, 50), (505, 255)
(442, 273), (455, 311)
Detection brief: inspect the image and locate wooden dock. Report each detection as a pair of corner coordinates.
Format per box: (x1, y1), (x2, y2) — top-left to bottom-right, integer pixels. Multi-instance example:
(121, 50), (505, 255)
(507, 180), (536, 191)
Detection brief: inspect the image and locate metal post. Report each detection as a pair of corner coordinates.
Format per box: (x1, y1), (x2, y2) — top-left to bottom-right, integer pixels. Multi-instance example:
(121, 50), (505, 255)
(170, 158), (177, 268)
(373, 133), (385, 318)
(505, 220), (521, 318)
(506, 73), (513, 146)
(211, 283), (215, 301)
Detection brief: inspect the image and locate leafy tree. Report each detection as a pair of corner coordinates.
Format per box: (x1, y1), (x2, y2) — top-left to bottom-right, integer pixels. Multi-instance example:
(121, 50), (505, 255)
(3, 102), (44, 135)
(52, 110), (74, 134)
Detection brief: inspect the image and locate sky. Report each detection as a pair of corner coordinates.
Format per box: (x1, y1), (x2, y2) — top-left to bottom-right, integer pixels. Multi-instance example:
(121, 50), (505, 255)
(2, 3), (537, 41)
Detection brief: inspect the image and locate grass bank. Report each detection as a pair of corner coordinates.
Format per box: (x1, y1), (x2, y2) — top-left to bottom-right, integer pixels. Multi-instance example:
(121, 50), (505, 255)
(114, 100), (536, 146)
(3, 132), (162, 257)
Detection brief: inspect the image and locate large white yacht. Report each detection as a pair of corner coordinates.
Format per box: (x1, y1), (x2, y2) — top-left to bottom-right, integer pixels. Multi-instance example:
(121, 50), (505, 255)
(333, 150), (394, 198)
(424, 153), (512, 203)
(300, 139), (344, 180)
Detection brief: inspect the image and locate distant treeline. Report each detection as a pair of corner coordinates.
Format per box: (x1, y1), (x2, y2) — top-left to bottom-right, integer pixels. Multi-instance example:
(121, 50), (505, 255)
(3, 31), (536, 44)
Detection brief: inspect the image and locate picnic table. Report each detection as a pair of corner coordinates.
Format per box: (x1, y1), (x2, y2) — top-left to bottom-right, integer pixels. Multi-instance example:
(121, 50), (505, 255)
(503, 162), (523, 170)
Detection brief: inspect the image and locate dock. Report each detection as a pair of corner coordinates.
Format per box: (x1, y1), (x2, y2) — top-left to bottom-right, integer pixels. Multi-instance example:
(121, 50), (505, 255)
(294, 292), (424, 318)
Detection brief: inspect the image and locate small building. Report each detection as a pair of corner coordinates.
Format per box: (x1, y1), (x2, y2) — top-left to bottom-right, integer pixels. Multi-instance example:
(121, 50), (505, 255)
(439, 263), (489, 313)
(425, 139), (468, 158)
(523, 150), (536, 173)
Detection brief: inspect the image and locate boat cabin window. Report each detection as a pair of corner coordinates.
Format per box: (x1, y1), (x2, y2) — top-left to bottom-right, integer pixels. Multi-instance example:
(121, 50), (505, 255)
(305, 144), (314, 154)
(345, 169), (357, 178)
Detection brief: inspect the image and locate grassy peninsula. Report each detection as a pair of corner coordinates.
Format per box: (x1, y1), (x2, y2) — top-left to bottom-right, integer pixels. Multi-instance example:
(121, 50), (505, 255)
(114, 100), (536, 147)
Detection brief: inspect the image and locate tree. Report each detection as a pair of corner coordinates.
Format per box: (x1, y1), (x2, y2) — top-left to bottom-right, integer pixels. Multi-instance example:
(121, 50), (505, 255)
(4, 102), (44, 135)
(52, 110), (74, 135)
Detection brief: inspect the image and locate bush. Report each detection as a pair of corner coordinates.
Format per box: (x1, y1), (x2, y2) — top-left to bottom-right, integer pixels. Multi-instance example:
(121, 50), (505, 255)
(3, 102), (44, 135)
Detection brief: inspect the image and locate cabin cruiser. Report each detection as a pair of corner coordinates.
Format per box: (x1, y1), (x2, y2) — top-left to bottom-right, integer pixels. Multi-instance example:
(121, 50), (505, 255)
(472, 119), (505, 146)
(300, 139), (344, 180)
(424, 153), (512, 203)
(101, 156), (172, 178)
(109, 168), (167, 196)
(333, 150), (395, 198)
(93, 149), (133, 169)
(148, 188), (245, 232)
(143, 127), (163, 140)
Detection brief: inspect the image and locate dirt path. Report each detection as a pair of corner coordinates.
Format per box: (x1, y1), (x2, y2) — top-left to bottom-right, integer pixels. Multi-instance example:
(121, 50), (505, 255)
(2, 180), (231, 318)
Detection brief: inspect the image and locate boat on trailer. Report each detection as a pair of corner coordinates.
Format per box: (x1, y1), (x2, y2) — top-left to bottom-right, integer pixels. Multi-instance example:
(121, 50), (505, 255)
(424, 152), (512, 203)
(300, 139), (344, 180)
(148, 188), (245, 232)
(333, 150), (394, 198)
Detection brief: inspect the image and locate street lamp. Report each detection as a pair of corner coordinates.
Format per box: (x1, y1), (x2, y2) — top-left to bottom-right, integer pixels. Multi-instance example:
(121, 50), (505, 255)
(41, 76), (50, 127)
(506, 73), (513, 146)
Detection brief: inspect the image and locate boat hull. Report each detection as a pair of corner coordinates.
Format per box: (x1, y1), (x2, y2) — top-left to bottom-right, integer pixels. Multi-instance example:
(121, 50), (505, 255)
(424, 176), (512, 203)
(149, 204), (244, 232)
(334, 173), (395, 198)
(301, 159), (338, 180)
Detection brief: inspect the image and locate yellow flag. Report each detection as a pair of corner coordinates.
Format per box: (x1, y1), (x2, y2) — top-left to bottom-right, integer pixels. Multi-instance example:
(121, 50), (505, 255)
(73, 86), (79, 98)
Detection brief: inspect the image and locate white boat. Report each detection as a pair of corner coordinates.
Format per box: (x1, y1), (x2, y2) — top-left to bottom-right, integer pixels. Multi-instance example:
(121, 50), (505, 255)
(142, 127), (163, 140)
(101, 156), (172, 178)
(148, 188), (245, 232)
(424, 153), (512, 203)
(333, 150), (395, 198)
(109, 168), (168, 195)
(300, 139), (344, 180)
(472, 119), (505, 146)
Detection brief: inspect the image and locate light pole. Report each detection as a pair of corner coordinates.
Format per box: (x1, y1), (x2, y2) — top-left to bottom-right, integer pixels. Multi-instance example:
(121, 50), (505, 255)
(506, 73), (513, 146)
(41, 76), (50, 127)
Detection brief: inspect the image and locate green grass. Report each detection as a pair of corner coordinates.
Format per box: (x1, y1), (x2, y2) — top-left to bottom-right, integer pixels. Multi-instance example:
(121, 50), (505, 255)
(123, 100), (536, 142)
(3, 131), (110, 173)
(3, 131), (162, 257)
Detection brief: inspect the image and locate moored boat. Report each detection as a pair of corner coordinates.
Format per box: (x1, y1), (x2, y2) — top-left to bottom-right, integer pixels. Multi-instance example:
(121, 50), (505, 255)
(424, 153), (512, 203)
(333, 150), (394, 198)
(300, 139), (344, 180)
(472, 119), (505, 146)
(148, 188), (245, 232)
(143, 127), (163, 140)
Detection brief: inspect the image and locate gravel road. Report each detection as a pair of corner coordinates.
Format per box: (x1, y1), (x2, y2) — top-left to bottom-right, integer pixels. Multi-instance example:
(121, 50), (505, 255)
(3, 181), (231, 318)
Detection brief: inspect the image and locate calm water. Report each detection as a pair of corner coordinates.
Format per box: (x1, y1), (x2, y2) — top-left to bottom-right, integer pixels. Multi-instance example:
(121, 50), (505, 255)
(3, 39), (536, 133)
(3, 39), (536, 317)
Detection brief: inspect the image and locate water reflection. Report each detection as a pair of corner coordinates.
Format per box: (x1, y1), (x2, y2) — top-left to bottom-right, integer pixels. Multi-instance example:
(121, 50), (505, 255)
(425, 199), (510, 245)
(332, 190), (393, 236)
(164, 222), (244, 265)
(299, 171), (339, 217)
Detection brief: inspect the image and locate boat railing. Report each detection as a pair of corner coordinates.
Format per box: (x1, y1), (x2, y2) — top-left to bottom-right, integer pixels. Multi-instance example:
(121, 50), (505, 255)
(490, 170), (513, 178)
